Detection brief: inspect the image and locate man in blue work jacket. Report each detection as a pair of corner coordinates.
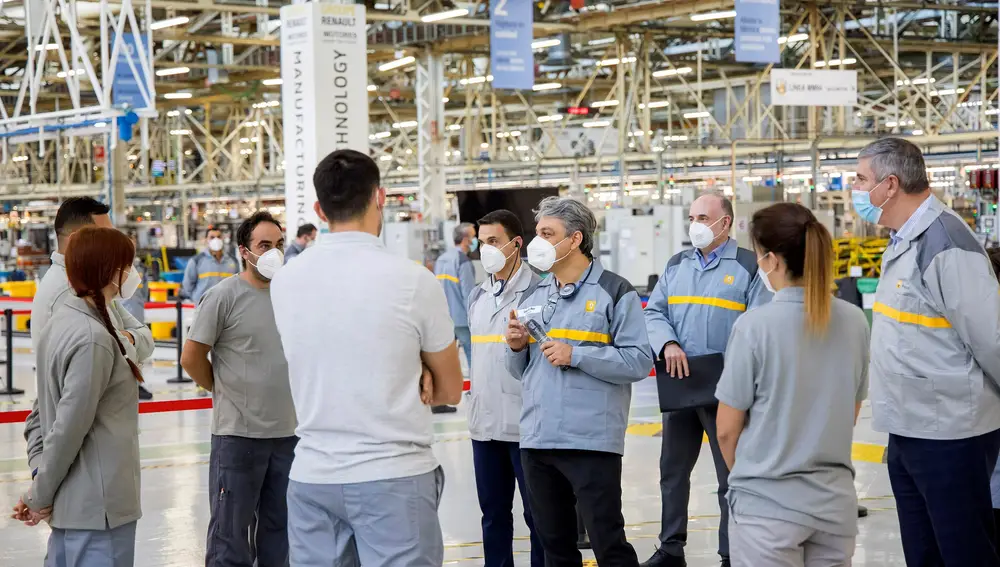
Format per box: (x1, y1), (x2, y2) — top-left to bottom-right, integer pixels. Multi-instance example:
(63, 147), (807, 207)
(182, 225), (240, 303)
(643, 193), (770, 567)
(433, 222), (478, 414)
(506, 196), (653, 567)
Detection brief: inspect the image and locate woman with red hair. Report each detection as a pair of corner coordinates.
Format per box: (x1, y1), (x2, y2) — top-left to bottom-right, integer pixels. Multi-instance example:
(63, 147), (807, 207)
(12, 227), (144, 565)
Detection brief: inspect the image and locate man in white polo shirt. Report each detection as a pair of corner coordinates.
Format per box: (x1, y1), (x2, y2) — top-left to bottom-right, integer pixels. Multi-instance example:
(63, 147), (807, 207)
(270, 149), (464, 567)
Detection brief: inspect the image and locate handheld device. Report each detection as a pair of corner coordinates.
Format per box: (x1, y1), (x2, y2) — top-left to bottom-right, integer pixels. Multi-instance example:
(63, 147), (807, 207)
(524, 319), (552, 344)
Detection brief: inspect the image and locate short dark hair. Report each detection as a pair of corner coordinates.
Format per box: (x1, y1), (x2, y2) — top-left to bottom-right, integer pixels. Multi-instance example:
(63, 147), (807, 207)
(478, 209), (523, 241)
(296, 223), (317, 238)
(236, 211), (282, 251)
(54, 197), (110, 236)
(313, 149), (381, 223)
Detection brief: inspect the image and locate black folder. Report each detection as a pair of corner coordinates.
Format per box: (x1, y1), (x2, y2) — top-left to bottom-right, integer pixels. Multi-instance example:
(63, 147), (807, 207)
(655, 353), (725, 412)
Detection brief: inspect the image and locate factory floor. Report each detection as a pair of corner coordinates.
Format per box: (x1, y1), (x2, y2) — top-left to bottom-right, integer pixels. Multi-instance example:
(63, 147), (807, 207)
(0, 342), (906, 566)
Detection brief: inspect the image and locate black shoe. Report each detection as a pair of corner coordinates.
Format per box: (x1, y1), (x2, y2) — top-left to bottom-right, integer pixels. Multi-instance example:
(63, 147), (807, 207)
(858, 505), (869, 518)
(138, 385), (153, 401)
(431, 405), (457, 414)
(721, 558), (731, 567)
(640, 549), (686, 567)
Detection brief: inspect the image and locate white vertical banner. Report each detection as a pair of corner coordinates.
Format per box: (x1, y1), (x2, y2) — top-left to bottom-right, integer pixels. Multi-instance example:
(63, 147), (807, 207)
(280, 2), (369, 231)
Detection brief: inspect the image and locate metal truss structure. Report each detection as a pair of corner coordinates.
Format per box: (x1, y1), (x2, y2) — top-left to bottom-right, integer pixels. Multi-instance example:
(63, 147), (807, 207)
(0, 0), (996, 216)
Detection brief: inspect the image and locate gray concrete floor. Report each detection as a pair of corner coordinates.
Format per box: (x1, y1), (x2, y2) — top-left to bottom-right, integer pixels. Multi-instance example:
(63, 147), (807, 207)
(0, 343), (905, 566)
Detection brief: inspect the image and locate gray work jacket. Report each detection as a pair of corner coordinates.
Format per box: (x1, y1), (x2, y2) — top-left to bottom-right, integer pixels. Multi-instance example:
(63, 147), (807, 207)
(26, 252), (154, 472)
(870, 196), (1000, 440)
(467, 264), (541, 443)
(506, 261), (654, 455)
(24, 295), (141, 530)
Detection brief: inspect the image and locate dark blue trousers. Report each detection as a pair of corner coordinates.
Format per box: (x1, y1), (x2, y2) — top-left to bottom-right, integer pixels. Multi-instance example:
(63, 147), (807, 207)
(888, 429), (1000, 567)
(472, 440), (544, 567)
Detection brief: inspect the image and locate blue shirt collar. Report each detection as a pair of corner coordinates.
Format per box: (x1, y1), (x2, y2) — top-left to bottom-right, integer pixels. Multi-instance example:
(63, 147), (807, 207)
(891, 194), (934, 248)
(691, 238), (737, 268)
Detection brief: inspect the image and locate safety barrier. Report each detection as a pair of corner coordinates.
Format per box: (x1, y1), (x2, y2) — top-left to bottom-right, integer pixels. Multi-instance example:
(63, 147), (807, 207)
(144, 300), (197, 384)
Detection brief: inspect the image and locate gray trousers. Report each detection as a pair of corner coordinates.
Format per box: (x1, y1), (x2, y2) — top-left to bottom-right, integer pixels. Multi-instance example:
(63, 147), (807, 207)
(729, 512), (855, 567)
(287, 467), (445, 567)
(45, 521), (137, 567)
(658, 406), (730, 558)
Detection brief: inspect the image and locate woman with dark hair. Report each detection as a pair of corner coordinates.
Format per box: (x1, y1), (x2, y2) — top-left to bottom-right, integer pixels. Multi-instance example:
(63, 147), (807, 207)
(12, 227), (143, 565)
(713, 203), (870, 567)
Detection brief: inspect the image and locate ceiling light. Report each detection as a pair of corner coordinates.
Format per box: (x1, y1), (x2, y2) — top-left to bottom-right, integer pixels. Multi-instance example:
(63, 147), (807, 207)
(532, 38), (561, 49)
(367, 84), (377, 92)
(537, 114), (563, 123)
(460, 75), (493, 85)
(442, 97), (449, 103)
(421, 8), (468, 22)
(170, 129), (191, 136)
(56, 69), (85, 78)
(930, 87), (965, 96)
(151, 17), (190, 30)
(897, 77), (936, 86)
(94, 122), (107, 128)
(813, 58), (856, 67)
(926, 166), (956, 173)
(34, 43), (59, 51)
(683, 111), (711, 119)
(532, 82), (561, 91)
(481, 142), (490, 149)
(591, 100), (619, 108)
(598, 56), (636, 67)
(516, 145), (529, 151)
(986, 108), (999, 115)
(166, 110), (180, 117)
(510, 130), (521, 137)
(652, 67), (692, 78)
(588, 37), (616, 46)
(651, 146), (665, 152)
(379, 155), (393, 161)
(393, 120), (418, 129)
(778, 33), (809, 44)
(262, 78), (282, 86)
(447, 124), (462, 131)
(582, 120), (611, 128)
(12, 156), (28, 162)
(369, 131), (392, 139)
(379, 56), (416, 72)
(156, 66), (190, 77)
(240, 137), (250, 143)
(164, 92), (192, 99)
(639, 100), (670, 109)
(507, 145), (514, 151)
(667, 135), (689, 141)
(244, 121), (260, 127)
(690, 10), (737, 21)
(911, 129), (924, 135)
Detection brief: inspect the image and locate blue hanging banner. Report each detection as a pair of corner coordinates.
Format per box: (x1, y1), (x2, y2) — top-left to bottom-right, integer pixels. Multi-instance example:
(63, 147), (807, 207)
(735, 0), (781, 64)
(490, 0), (534, 90)
(112, 33), (152, 109)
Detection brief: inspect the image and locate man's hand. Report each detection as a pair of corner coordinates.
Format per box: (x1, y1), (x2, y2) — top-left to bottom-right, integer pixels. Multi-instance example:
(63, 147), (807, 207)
(11, 496), (50, 526)
(541, 341), (573, 367)
(419, 365), (434, 405)
(11, 498), (28, 522)
(506, 310), (529, 352)
(663, 343), (689, 378)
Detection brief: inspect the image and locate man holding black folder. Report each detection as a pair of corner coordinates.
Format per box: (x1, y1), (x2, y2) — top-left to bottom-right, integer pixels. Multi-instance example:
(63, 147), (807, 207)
(641, 193), (771, 567)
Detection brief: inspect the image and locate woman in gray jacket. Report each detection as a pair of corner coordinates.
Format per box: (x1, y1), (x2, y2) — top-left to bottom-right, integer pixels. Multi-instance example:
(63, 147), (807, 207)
(12, 226), (144, 566)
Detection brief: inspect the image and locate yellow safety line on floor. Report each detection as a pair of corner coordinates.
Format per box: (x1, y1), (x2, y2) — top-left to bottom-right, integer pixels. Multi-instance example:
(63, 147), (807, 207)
(625, 423), (888, 464)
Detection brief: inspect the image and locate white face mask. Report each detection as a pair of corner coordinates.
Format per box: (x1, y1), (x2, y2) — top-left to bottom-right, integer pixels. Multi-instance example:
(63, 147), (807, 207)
(480, 240), (517, 275)
(208, 238), (224, 252)
(688, 217), (726, 250)
(757, 253), (776, 293)
(247, 248), (284, 280)
(527, 236), (568, 272)
(116, 268), (142, 300)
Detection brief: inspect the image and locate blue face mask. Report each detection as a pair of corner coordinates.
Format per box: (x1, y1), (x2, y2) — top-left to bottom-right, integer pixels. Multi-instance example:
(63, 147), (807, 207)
(469, 238), (479, 253)
(851, 178), (890, 225)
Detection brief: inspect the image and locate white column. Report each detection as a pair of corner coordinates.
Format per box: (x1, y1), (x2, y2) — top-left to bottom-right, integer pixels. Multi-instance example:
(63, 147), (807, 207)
(416, 49), (446, 228)
(280, 2), (369, 230)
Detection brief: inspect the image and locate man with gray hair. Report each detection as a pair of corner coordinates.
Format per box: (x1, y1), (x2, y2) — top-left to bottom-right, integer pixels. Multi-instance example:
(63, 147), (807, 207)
(434, 222), (478, 413)
(855, 137), (1000, 565)
(506, 196), (654, 566)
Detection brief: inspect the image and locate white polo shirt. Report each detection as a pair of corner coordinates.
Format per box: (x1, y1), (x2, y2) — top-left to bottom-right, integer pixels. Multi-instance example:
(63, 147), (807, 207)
(270, 231), (455, 484)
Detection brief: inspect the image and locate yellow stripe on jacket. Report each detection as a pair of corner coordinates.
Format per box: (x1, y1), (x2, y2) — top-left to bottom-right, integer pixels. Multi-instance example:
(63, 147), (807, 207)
(872, 302), (951, 329)
(667, 295), (746, 312)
